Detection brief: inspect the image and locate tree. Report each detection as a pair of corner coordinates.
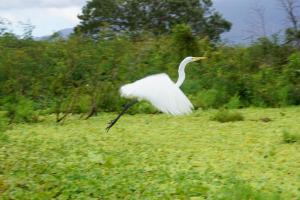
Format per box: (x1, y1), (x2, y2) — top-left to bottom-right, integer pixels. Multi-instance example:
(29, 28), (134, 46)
(277, 0), (300, 47)
(0, 18), (11, 36)
(76, 0), (231, 41)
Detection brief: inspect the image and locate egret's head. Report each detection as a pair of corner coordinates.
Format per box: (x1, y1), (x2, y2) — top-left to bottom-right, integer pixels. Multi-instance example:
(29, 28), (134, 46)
(183, 56), (207, 63)
(176, 56), (207, 87)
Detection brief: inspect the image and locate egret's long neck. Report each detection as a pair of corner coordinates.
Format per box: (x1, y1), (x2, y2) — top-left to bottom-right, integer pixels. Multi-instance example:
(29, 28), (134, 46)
(175, 59), (190, 87)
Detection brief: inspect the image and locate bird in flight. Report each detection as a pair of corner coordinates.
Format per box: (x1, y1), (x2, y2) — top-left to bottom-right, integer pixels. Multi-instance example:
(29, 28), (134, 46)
(106, 56), (207, 131)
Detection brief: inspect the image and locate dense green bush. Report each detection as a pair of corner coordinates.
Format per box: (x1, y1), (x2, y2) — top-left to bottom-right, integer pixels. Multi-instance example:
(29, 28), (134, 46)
(191, 89), (220, 109)
(0, 25), (299, 121)
(283, 53), (300, 105)
(2, 96), (39, 123)
(225, 94), (242, 109)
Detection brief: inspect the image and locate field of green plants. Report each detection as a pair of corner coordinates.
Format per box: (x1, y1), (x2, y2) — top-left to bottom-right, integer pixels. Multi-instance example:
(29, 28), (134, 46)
(1, 107), (299, 199)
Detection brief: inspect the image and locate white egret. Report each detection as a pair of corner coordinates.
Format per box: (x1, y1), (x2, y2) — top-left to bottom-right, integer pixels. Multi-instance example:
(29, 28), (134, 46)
(106, 56), (207, 131)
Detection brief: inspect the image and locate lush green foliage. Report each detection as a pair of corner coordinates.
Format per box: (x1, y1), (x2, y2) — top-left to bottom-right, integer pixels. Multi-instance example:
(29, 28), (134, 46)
(0, 107), (299, 199)
(77, 0), (231, 41)
(0, 20), (300, 122)
(2, 96), (39, 123)
(1, 3), (299, 199)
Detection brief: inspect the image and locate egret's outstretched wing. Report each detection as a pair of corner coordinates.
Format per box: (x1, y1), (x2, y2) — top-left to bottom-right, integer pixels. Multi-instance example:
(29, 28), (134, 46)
(120, 73), (193, 115)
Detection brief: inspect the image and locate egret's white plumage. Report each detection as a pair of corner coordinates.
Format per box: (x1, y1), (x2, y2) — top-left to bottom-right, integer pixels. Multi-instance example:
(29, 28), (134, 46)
(119, 56), (207, 116)
(120, 73), (193, 115)
(106, 56), (207, 131)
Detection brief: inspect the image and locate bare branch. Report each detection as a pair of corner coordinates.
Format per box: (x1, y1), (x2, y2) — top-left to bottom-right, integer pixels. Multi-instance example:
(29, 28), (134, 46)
(277, 0), (300, 30)
(245, 1), (268, 41)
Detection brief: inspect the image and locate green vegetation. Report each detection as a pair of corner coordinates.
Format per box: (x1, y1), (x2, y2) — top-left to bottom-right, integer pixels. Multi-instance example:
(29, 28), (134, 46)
(0, 107), (299, 199)
(1, 1), (300, 198)
(0, 30), (299, 122)
(212, 109), (244, 123)
(77, 0), (231, 41)
(282, 130), (300, 143)
(1, 0), (300, 123)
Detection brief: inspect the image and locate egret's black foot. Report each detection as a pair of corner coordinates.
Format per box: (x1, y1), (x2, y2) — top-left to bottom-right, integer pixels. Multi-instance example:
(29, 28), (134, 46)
(106, 119), (117, 132)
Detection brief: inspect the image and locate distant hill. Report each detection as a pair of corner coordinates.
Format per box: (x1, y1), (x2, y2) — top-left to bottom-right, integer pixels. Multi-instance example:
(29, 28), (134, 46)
(35, 28), (74, 41)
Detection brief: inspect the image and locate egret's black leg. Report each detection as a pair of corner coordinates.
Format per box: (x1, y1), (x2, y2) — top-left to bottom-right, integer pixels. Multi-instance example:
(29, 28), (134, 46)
(106, 99), (138, 132)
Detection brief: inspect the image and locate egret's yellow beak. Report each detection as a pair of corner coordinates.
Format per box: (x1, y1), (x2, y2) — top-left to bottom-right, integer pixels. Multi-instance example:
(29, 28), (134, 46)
(192, 57), (207, 62)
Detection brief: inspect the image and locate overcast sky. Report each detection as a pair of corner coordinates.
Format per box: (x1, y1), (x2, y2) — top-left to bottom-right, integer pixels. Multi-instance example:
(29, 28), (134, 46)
(0, 0), (289, 43)
(0, 0), (87, 36)
(213, 0), (287, 43)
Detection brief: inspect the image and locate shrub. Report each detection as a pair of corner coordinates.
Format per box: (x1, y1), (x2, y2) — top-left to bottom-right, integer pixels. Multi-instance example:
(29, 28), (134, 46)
(3, 97), (39, 123)
(73, 95), (91, 114)
(0, 113), (9, 143)
(225, 94), (242, 109)
(192, 89), (219, 109)
(212, 109), (244, 123)
(283, 53), (300, 105)
(282, 130), (300, 143)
